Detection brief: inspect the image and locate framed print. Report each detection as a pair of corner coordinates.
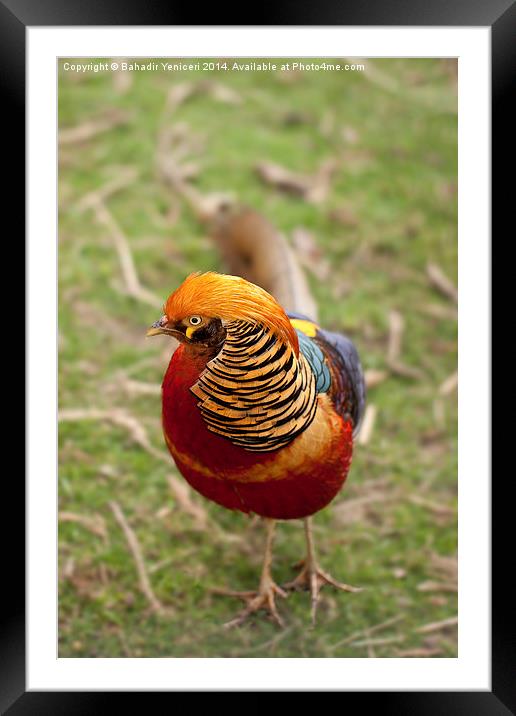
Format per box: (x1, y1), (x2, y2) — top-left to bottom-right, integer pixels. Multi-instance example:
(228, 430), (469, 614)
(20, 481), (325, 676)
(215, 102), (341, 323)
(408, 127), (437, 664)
(5, 0), (511, 711)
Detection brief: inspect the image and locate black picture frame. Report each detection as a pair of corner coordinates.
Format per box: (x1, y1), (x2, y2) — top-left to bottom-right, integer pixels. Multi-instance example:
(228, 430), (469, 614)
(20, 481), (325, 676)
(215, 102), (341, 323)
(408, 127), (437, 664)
(5, 0), (512, 712)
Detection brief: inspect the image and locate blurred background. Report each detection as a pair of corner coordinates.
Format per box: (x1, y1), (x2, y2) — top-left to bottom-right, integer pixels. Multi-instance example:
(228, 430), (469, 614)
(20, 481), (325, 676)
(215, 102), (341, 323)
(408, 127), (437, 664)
(58, 58), (458, 657)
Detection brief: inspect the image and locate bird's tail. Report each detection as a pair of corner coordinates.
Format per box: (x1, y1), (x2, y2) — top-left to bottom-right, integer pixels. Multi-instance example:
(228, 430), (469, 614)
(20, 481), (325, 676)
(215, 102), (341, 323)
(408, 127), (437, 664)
(210, 206), (318, 321)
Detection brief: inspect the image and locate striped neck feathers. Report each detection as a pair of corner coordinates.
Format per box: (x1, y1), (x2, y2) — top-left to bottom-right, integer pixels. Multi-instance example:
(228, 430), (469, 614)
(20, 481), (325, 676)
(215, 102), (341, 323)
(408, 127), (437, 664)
(190, 320), (318, 452)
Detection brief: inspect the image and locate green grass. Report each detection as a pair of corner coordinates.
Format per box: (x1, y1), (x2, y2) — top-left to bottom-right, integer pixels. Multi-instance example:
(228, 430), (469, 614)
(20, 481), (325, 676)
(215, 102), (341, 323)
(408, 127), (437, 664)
(58, 58), (457, 658)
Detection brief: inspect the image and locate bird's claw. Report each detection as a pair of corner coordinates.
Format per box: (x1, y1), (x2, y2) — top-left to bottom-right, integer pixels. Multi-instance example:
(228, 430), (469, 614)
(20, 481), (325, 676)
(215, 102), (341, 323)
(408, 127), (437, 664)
(211, 579), (288, 629)
(283, 560), (362, 625)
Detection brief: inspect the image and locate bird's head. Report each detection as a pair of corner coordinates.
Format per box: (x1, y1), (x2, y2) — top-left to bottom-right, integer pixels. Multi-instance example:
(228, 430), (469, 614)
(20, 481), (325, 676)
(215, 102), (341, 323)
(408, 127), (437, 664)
(146, 271), (299, 353)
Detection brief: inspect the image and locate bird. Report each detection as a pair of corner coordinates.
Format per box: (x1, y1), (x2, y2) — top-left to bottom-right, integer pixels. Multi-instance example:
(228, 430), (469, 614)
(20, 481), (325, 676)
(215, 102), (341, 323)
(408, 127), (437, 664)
(147, 265), (366, 628)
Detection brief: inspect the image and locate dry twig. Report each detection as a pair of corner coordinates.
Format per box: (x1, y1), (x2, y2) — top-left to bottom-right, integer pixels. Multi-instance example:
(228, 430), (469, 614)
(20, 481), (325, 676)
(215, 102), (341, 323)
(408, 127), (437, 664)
(198, 79), (242, 105)
(439, 371), (458, 396)
(358, 404), (377, 446)
(345, 58), (457, 115)
(427, 263), (458, 304)
(419, 303), (458, 321)
(165, 80), (242, 113)
(117, 377), (161, 397)
(59, 511), (108, 542)
(417, 580), (457, 593)
(76, 168), (139, 213)
(166, 82), (197, 111)
(93, 200), (162, 309)
(329, 614), (404, 651)
(58, 408), (210, 527)
(60, 408), (152, 450)
(387, 310), (403, 364)
(76, 171), (162, 310)
(408, 495), (456, 518)
(255, 159), (338, 204)
(364, 369), (388, 389)
(332, 490), (398, 525)
(395, 647), (442, 657)
(59, 109), (131, 146)
(351, 635), (405, 648)
(166, 475), (208, 531)
(291, 228), (330, 280)
(112, 58), (133, 94)
(416, 616), (458, 634)
(231, 627), (294, 656)
(430, 552), (458, 582)
(156, 123), (234, 224)
(109, 500), (167, 615)
(389, 362), (425, 380)
(386, 310), (425, 379)
(156, 124), (204, 185)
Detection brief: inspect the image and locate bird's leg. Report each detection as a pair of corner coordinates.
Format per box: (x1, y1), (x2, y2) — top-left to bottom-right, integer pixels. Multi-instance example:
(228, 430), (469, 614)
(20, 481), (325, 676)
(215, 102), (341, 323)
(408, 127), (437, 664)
(284, 516), (362, 625)
(211, 518), (288, 629)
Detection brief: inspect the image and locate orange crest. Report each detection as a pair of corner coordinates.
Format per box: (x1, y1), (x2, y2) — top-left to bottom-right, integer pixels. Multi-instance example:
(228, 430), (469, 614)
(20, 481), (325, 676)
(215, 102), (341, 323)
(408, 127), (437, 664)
(164, 272), (299, 353)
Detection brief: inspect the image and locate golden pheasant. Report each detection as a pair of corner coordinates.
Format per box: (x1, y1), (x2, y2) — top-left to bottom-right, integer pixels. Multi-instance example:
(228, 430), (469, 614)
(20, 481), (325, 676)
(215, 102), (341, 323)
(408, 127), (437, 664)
(147, 256), (366, 627)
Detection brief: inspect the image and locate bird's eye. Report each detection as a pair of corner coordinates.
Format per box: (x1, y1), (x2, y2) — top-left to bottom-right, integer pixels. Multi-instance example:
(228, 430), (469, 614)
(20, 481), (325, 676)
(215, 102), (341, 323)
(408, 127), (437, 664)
(189, 316), (202, 326)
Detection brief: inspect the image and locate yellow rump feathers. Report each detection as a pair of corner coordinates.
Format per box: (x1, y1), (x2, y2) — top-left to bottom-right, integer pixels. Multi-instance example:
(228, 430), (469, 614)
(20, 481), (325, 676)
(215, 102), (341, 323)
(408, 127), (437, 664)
(289, 318), (319, 338)
(164, 272), (300, 353)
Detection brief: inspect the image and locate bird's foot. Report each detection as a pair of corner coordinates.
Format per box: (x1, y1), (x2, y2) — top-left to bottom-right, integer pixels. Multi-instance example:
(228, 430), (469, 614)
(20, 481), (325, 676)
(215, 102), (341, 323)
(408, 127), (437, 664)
(283, 559), (363, 625)
(211, 576), (288, 629)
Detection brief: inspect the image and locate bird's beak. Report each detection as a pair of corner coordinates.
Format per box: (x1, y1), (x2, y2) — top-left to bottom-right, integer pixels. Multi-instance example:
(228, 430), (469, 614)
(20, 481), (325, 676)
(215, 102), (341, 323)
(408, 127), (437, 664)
(146, 315), (174, 338)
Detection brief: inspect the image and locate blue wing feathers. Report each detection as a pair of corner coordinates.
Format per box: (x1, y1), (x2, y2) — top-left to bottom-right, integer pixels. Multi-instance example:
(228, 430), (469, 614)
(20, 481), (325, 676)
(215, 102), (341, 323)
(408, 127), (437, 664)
(296, 329), (332, 394)
(288, 313), (366, 437)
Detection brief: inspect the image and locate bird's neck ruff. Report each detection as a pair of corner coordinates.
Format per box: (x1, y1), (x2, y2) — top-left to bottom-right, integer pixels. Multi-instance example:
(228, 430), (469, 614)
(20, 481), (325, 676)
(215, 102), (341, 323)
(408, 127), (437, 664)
(190, 320), (318, 452)
(165, 271), (300, 354)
